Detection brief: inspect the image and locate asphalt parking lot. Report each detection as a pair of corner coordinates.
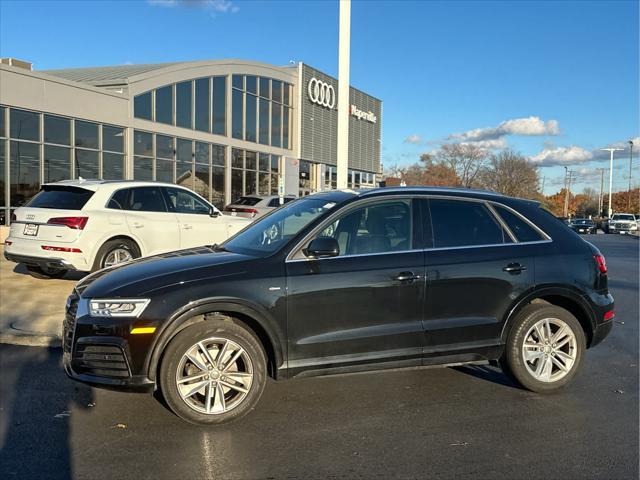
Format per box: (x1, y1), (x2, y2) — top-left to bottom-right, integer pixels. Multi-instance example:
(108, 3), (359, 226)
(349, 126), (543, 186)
(0, 234), (638, 480)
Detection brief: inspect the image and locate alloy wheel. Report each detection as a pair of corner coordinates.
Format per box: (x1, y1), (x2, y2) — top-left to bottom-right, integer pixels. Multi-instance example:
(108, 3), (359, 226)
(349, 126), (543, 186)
(175, 337), (254, 415)
(103, 248), (133, 268)
(522, 317), (577, 383)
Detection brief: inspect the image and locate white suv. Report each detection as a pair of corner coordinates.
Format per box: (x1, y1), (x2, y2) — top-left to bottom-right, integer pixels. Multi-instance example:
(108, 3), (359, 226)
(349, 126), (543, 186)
(4, 180), (250, 278)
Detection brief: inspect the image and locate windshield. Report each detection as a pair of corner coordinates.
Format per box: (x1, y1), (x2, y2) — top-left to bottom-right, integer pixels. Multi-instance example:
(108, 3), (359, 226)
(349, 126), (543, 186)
(223, 198), (337, 256)
(612, 214), (635, 221)
(574, 219), (593, 225)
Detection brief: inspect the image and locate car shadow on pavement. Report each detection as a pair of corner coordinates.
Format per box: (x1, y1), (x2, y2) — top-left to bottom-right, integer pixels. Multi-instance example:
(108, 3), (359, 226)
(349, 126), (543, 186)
(451, 363), (522, 389)
(0, 346), (94, 480)
(11, 263), (87, 281)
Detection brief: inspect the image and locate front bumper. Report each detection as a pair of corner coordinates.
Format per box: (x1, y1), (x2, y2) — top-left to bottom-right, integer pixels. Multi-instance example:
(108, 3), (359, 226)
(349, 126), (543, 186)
(63, 295), (157, 392)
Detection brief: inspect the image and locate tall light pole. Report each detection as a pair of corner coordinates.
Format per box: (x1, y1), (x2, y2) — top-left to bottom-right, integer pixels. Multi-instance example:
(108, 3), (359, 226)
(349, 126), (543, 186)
(601, 148), (624, 217)
(597, 168), (605, 216)
(336, 0), (351, 189)
(628, 140), (634, 210)
(563, 166), (572, 217)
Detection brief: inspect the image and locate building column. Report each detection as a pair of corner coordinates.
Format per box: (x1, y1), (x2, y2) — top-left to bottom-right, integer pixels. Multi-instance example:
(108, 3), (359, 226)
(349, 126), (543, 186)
(336, 0), (351, 189)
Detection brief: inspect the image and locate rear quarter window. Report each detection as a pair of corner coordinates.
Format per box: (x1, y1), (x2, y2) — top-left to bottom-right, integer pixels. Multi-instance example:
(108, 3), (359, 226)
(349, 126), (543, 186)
(494, 205), (545, 242)
(26, 186), (94, 210)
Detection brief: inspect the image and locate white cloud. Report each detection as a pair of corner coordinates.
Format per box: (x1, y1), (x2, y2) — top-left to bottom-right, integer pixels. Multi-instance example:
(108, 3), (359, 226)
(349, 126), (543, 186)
(459, 138), (508, 150)
(530, 146), (592, 166)
(404, 134), (423, 145)
(450, 116), (560, 142)
(147, 0), (238, 14)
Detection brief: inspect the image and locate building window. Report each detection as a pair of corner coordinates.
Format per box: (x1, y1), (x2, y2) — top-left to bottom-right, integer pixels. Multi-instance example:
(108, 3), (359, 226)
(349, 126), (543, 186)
(102, 125), (125, 180)
(176, 81), (192, 129)
(0, 138), (5, 223)
(10, 109), (40, 142)
(10, 140), (40, 207)
(44, 115), (70, 146)
(75, 120), (98, 149)
(156, 134), (174, 160)
(134, 92), (152, 120)
(245, 93), (257, 143)
(134, 130), (153, 181)
(232, 88), (243, 140)
(155, 85), (173, 125)
(176, 138), (193, 188)
(75, 149), (99, 179)
(194, 78), (210, 133)
(271, 103), (282, 147)
(258, 98), (269, 145)
(212, 76), (226, 136)
(0, 106), (5, 138)
(44, 145), (71, 183)
(194, 142), (210, 201)
(212, 144), (225, 209)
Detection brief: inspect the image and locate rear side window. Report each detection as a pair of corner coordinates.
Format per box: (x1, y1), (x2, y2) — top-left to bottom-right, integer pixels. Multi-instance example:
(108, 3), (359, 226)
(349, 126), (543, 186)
(235, 196), (262, 206)
(429, 199), (509, 248)
(128, 187), (167, 212)
(494, 205), (544, 243)
(26, 186), (94, 210)
(107, 189), (129, 210)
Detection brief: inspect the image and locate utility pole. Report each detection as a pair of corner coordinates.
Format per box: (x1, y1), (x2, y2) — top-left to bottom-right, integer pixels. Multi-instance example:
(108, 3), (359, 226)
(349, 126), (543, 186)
(601, 148), (624, 217)
(598, 168), (605, 216)
(563, 167), (571, 217)
(540, 175), (545, 194)
(629, 140), (634, 210)
(336, 0), (351, 189)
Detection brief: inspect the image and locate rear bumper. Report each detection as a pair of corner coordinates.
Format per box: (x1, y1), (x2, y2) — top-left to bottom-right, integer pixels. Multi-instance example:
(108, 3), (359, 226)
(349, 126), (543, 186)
(591, 320), (613, 347)
(4, 251), (78, 270)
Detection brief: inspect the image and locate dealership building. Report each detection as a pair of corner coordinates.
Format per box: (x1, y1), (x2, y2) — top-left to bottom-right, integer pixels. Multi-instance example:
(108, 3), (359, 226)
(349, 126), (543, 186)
(0, 58), (382, 224)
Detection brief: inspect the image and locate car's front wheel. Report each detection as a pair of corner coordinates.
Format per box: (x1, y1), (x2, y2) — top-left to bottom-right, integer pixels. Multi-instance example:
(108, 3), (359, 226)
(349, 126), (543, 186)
(159, 317), (267, 425)
(25, 264), (67, 279)
(501, 304), (586, 392)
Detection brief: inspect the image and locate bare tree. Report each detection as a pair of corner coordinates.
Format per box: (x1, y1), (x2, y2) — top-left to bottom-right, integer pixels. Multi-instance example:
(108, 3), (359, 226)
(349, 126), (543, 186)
(436, 143), (487, 187)
(479, 150), (539, 199)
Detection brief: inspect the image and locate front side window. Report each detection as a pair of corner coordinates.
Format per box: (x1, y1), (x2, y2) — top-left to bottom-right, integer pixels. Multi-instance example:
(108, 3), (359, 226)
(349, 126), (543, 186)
(315, 200), (413, 256)
(429, 199), (509, 248)
(164, 187), (210, 215)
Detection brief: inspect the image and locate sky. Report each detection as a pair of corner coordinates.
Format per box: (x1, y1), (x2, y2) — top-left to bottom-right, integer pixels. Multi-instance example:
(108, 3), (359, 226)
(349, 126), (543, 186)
(1, 0), (638, 195)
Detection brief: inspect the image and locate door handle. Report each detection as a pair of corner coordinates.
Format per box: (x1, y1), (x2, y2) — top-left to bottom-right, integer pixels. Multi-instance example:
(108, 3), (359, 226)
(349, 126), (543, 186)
(503, 263), (526, 274)
(131, 222), (144, 229)
(183, 225), (193, 230)
(393, 271), (421, 282)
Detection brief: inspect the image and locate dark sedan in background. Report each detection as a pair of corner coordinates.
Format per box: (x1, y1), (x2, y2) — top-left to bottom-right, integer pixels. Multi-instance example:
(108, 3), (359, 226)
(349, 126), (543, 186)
(569, 218), (597, 234)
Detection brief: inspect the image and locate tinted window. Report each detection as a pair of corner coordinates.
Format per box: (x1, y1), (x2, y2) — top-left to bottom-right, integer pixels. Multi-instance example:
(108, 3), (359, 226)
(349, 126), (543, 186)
(129, 187), (167, 212)
(259, 78), (270, 99)
(430, 199), (507, 248)
(134, 92), (152, 120)
(134, 131), (153, 156)
(103, 125), (124, 152)
(318, 200), (413, 256)
(272, 80), (282, 103)
(176, 81), (192, 129)
(27, 186), (93, 210)
(156, 135), (174, 159)
(75, 149), (99, 178)
(10, 109), (39, 141)
(245, 93), (257, 142)
(235, 197), (262, 206)
(75, 121), (98, 149)
(44, 145), (71, 183)
(10, 141), (40, 206)
(232, 89), (243, 139)
(0, 106), (5, 137)
(107, 188), (129, 210)
(102, 152), (124, 180)
(194, 78), (210, 132)
(212, 76), (226, 135)
(271, 103), (281, 147)
(155, 86), (173, 125)
(164, 187), (210, 215)
(259, 98), (269, 145)
(283, 107), (289, 149)
(44, 115), (70, 145)
(246, 76), (257, 94)
(494, 205), (544, 243)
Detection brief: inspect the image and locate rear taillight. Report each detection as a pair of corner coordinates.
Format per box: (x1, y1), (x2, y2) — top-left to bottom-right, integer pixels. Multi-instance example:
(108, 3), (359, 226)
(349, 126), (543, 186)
(603, 310), (615, 321)
(594, 254), (607, 274)
(47, 216), (88, 230)
(233, 208), (258, 216)
(41, 245), (82, 253)
(5, 240), (12, 246)
(10, 213), (16, 222)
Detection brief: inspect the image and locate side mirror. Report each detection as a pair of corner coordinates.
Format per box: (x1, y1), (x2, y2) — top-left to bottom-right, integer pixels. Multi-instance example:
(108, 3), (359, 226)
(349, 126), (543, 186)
(209, 206), (220, 217)
(304, 237), (340, 258)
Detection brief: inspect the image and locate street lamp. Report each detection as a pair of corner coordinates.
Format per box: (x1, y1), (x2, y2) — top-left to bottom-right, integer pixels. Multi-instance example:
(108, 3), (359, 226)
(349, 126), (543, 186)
(601, 148), (624, 217)
(629, 140), (634, 210)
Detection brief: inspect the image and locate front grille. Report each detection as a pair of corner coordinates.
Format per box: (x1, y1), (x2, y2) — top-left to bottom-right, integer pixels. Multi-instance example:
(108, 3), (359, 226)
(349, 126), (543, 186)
(63, 293), (79, 353)
(73, 344), (130, 379)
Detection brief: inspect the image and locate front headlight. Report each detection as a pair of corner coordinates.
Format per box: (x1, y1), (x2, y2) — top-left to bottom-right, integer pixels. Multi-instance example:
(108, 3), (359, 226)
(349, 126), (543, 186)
(89, 299), (150, 318)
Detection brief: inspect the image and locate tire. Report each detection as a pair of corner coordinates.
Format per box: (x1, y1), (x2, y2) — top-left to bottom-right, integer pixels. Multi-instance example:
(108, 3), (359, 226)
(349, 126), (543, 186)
(25, 264), (67, 279)
(500, 304), (586, 393)
(92, 238), (140, 271)
(159, 318), (267, 425)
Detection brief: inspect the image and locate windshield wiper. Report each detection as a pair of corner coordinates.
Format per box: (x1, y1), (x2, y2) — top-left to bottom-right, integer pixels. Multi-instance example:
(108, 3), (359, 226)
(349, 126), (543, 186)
(211, 244), (228, 252)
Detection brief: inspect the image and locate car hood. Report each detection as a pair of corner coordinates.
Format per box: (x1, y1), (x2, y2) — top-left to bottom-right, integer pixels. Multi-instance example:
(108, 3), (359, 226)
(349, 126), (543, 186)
(76, 246), (255, 298)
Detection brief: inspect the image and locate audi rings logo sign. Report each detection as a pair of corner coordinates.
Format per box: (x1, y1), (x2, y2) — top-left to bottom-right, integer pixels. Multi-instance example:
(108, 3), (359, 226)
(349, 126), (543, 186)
(307, 77), (336, 109)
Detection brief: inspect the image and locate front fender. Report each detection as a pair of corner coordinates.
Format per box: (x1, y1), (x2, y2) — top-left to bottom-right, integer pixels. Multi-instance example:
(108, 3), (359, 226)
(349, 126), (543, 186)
(146, 297), (286, 382)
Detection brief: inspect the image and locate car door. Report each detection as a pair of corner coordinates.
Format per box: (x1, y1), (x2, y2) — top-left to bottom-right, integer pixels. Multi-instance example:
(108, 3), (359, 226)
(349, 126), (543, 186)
(285, 197), (426, 375)
(120, 186), (181, 256)
(163, 187), (229, 248)
(421, 198), (536, 356)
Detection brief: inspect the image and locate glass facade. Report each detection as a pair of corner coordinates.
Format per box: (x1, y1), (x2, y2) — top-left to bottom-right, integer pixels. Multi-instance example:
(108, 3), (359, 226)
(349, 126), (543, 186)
(132, 130), (226, 209)
(231, 75), (292, 149)
(1, 107), (127, 223)
(134, 76), (227, 137)
(230, 148), (280, 202)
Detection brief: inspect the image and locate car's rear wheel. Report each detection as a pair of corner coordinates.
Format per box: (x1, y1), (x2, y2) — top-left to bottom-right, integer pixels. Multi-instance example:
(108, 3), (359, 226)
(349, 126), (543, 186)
(25, 264), (67, 279)
(501, 304), (586, 393)
(159, 318), (267, 425)
(93, 239), (140, 271)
